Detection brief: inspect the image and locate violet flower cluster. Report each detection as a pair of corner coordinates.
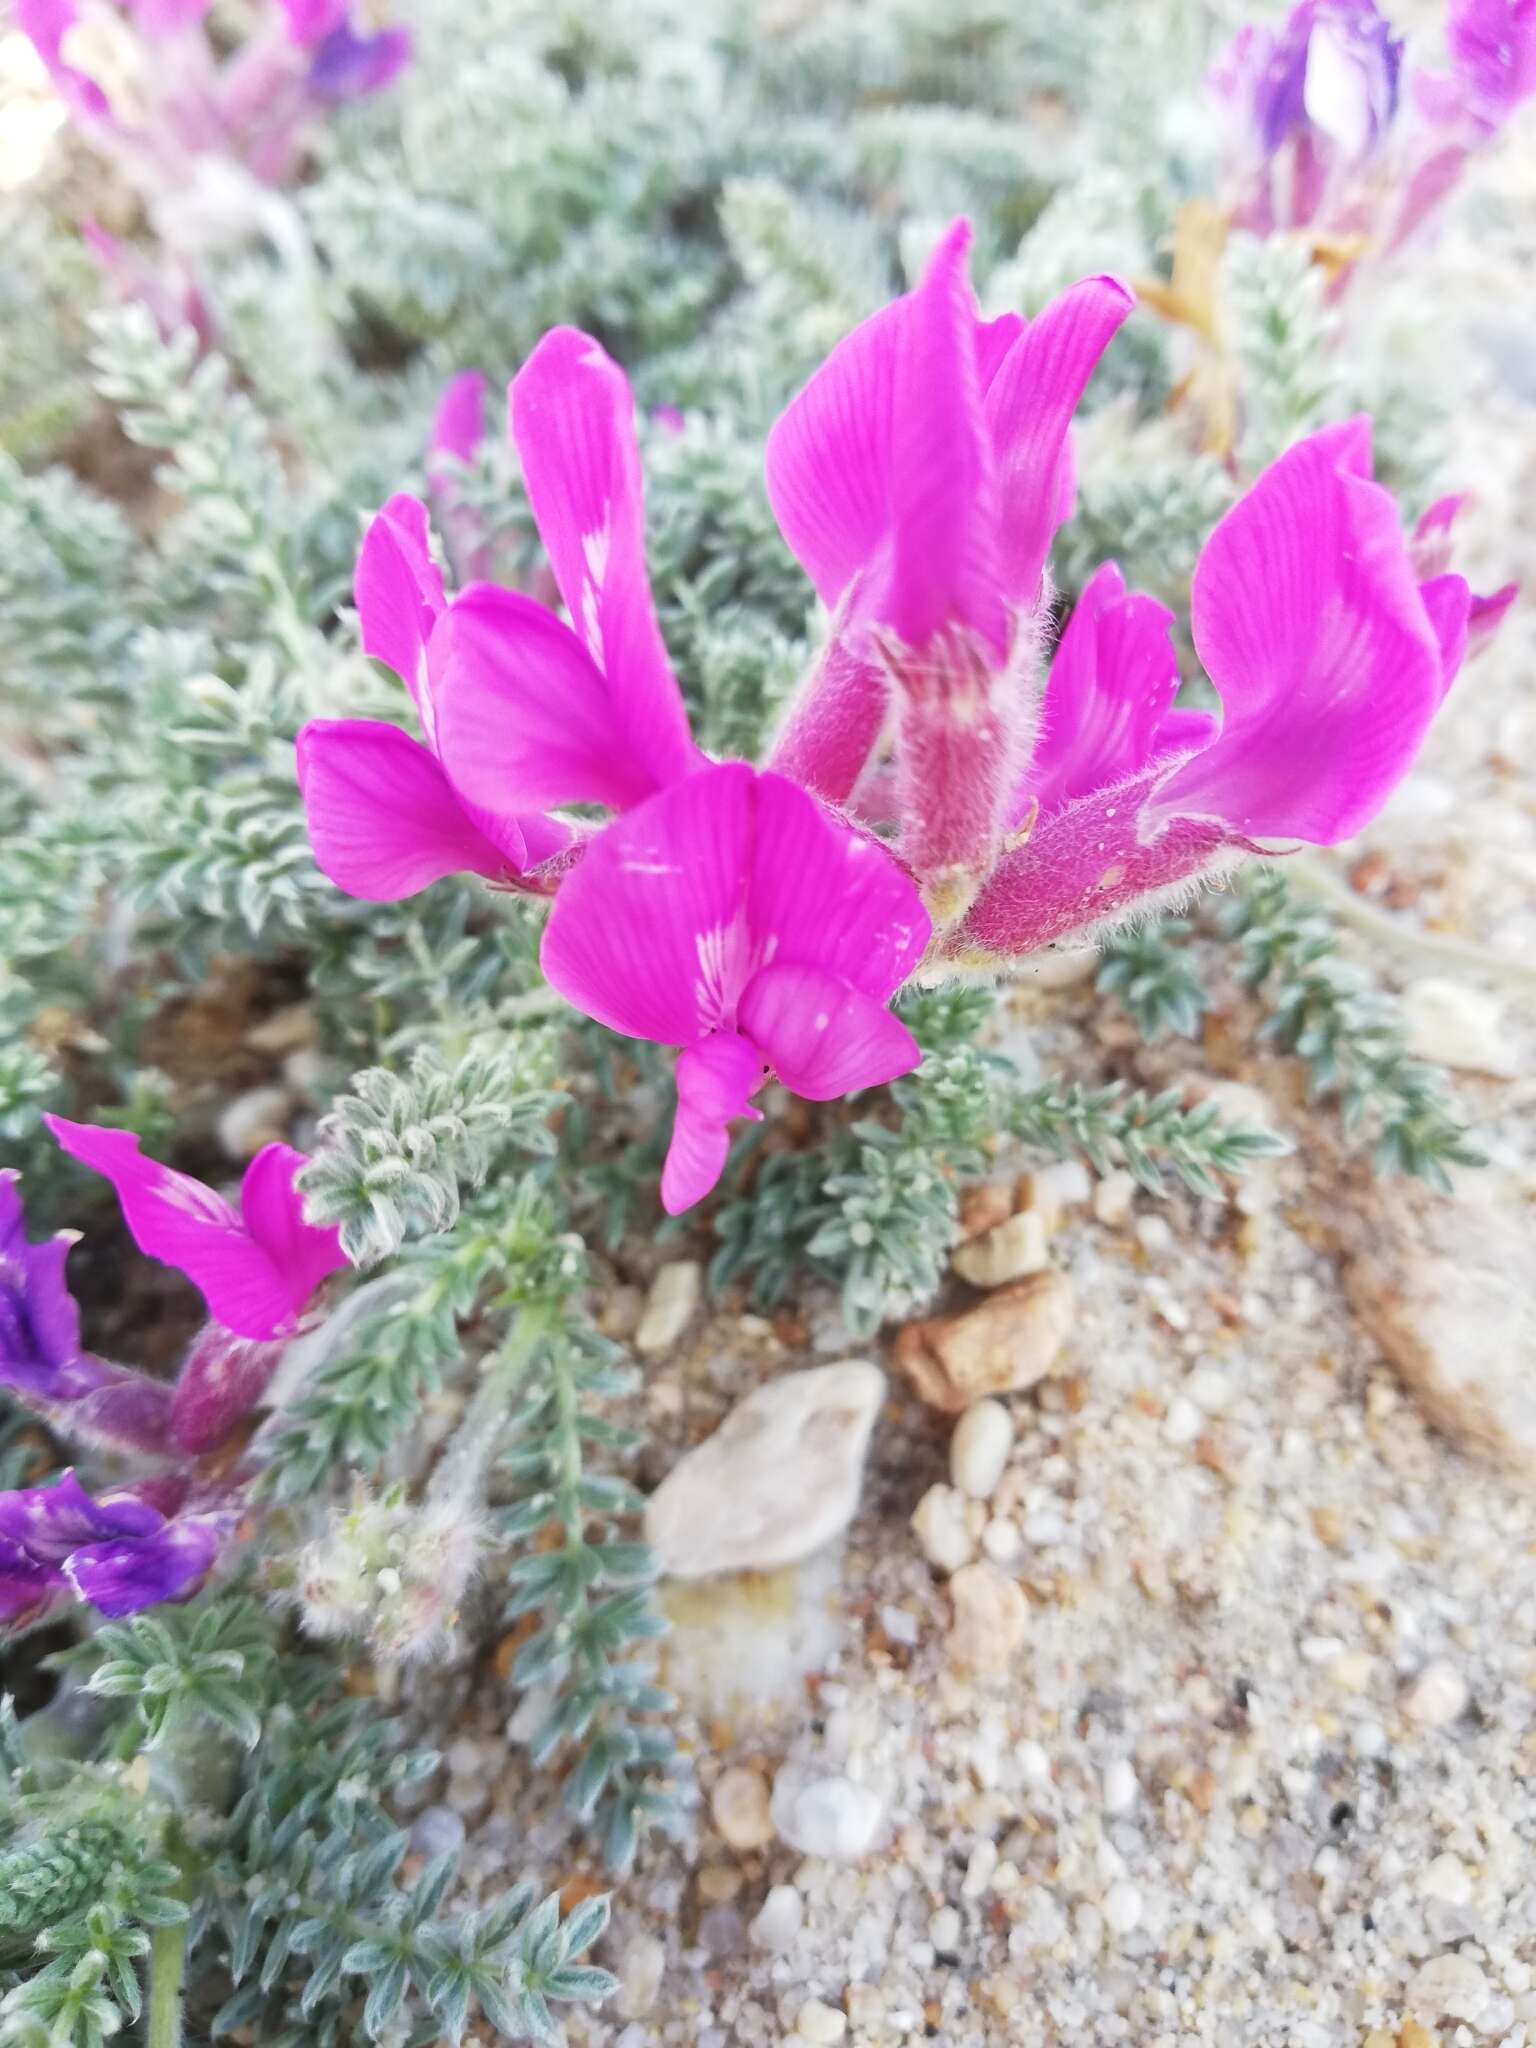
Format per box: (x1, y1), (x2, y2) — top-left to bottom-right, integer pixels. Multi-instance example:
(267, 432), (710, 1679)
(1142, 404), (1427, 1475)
(18, 0), (409, 337)
(295, 216), (1512, 1219)
(1213, 0), (1536, 259)
(0, 1121), (346, 1631)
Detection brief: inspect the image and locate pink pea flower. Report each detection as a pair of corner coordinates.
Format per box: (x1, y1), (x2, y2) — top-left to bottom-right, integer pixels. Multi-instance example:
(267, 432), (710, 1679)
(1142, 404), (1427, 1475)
(43, 1117), (346, 1346)
(297, 493), (576, 901)
(302, 327), (706, 903)
(541, 763), (929, 1213)
(427, 368), (493, 583)
(946, 418), (1484, 963)
(762, 220), (1132, 911)
(0, 1469), (231, 1628)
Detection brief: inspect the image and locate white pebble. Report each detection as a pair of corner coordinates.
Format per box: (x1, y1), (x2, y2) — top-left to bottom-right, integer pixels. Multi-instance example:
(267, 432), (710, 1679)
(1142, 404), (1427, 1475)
(1163, 1396), (1202, 1446)
(1185, 1364), (1233, 1412)
(962, 1839), (998, 1897)
(216, 1083), (292, 1160)
(749, 1884), (804, 1951)
(1103, 1881), (1142, 1935)
(1018, 1739), (1051, 1785)
(912, 1483), (975, 1573)
(795, 1998), (848, 2044)
(950, 1399), (1015, 1498)
(928, 1905), (961, 1951)
(616, 1934), (666, 2019)
(1102, 1759), (1138, 1814)
(1405, 1658), (1470, 1727)
(952, 1209), (1048, 1287)
(1420, 1853), (1473, 1906)
(1407, 1951), (1490, 2023)
(1135, 1214), (1174, 1256)
(771, 1765), (883, 1861)
(981, 1518), (1023, 1563)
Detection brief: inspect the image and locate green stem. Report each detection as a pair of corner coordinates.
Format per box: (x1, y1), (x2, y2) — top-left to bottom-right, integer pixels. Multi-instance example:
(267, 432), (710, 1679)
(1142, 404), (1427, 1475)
(147, 1921), (187, 2048)
(1290, 853), (1536, 990)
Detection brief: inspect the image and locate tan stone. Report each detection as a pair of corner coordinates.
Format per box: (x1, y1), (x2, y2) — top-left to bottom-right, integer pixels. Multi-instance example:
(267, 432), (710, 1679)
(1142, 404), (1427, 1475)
(952, 1210), (1048, 1289)
(895, 1269), (1075, 1414)
(1344, 1188), (1536, 1472)
(944, 1561), (1028, 1673)
(710, 1764), (775, 1851)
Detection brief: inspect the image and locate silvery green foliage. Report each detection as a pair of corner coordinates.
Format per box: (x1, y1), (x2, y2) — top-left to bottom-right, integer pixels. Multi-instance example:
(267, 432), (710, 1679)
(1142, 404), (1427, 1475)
(0, 1602), (611, 2048)
(1223, 230), (1341, 471)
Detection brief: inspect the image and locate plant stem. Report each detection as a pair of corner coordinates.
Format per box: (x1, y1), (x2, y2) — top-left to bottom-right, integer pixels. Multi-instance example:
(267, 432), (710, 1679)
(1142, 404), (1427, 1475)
(147, 1920), (187, 2048)
(1289, 853), (1536, 990)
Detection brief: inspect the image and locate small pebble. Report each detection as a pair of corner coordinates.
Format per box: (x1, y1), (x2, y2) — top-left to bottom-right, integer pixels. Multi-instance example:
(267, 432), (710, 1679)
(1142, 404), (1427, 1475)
(771, 1765), (884, 1861)
(1404, 1659), (1469, 1727)
(1094, 1169), (1137, 1226)
(1136, 1214), (1174, 1256)
(1419, 1853), (1473, 1906)
(981, 1517), (1022, 1563)
(749, 1884), (804, 1951)
(952, 1209), (1048, 1288)
(929, 1905), (961, 1952)
(945, 1561), (1028, 1673)
(795, 1998), (848, 2044)
(1103, 1881), (1142, 1935)
(711, 1765), (775, 1851)
(950, 1399), (1015, 1498)
(216, 1083), (292, 1159)
(408, 1805), (465, 1858)
(1018, 1739), (1051, 1785)
(1164, 1395), (1202, 1446)
(912, 1483), (975, 1573)
(1102, 1759), (1138, 1814)
(1406, 1951), (1490, 2023)
(616, 1934), (666, 2019)
(635, 1260), (702, 1354)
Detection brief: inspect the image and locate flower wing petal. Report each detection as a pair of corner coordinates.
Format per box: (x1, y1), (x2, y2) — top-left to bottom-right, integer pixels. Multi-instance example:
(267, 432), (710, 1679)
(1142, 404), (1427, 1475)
(43, 1119), (296, 1341)
(660, 1032), (764, 1215)
(296, 719), (519, 901)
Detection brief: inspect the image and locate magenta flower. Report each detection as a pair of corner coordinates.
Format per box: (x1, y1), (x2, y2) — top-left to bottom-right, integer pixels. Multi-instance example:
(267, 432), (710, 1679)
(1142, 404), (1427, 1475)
(541, 764), (929, 1212)
(0, 1470), (229, 1628)
(297, 493), (576, 901)
(763, 222), (1132, 909)
(946, 418), (1480, 963)
(44, 1117), (346, 1344)
(1420, 0), (1536, 134)
(427, 369), (493, 583)
(277, 1), (412, 99)
(302, 328), (705, 901)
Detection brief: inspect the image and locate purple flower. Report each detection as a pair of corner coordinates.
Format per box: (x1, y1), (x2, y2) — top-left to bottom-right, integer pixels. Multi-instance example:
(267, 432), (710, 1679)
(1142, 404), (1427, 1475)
(1, 1171), (173, 1454)
(947, 419), (1481, 962)
(541, 764), (929, 1212)
(762, 221), (1131, 910)
(1213, 0), (1404, 231)
(0, 1470), (228, 1627)
(275, 0), (411, 98)
(44, 1118), (347, 1343)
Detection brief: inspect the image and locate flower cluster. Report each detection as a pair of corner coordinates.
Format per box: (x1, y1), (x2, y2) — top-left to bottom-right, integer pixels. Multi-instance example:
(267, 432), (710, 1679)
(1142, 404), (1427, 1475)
(0, 1122), (347, 1630)
(18, 0), (410, 336)
(1212, 0), (1536, 260)
(295, 216), (1512, 1217)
